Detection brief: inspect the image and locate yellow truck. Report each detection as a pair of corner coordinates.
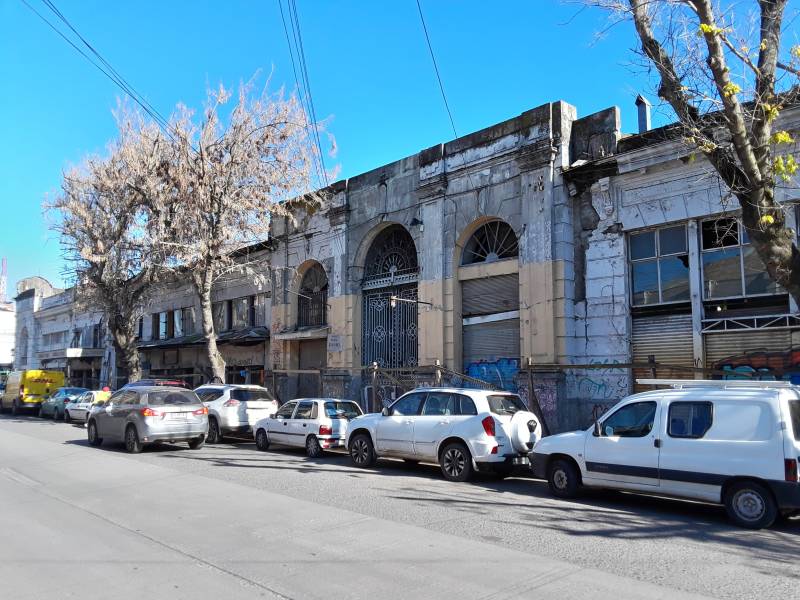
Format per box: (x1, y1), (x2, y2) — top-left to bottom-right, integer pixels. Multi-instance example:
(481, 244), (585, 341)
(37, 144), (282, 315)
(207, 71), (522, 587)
(1, 370), (66, 415)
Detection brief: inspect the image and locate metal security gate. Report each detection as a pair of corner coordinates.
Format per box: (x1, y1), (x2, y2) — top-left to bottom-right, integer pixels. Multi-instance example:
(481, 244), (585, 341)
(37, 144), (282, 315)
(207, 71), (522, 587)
(632, 313), (694, 390)
(362, 286), (418, 368)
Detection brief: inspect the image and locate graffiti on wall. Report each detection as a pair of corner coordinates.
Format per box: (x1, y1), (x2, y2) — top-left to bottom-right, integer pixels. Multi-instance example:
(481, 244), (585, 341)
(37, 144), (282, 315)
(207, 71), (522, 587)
(464, 358), (520, 392)
(714, 348), (800, 382)
(570, 360), (629, 402)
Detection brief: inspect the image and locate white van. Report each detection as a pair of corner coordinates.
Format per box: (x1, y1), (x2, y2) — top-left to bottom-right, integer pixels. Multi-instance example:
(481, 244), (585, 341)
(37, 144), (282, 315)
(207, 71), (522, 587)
(530, 380), (800, 529)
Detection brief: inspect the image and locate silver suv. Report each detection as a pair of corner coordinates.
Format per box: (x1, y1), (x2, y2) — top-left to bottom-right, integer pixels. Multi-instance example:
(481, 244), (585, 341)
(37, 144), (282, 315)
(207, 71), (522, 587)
(194, 384), (279, 443)
(87, 386), (208, 453)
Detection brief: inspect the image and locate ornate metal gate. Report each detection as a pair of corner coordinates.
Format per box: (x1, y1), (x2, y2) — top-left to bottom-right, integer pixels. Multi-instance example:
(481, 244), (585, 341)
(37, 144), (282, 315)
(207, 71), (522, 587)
(362, 286), (418, 368)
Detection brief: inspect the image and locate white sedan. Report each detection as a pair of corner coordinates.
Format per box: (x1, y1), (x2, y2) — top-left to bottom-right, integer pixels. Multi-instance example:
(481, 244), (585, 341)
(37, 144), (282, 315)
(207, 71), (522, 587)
(253, 398), (363, 457)
(65, 390), (111, 424)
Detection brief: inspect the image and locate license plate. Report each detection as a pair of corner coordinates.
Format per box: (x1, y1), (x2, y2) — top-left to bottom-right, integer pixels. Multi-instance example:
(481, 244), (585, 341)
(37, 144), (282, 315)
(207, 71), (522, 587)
(512, 456), (530, 465)
(168, 412), (189, 421)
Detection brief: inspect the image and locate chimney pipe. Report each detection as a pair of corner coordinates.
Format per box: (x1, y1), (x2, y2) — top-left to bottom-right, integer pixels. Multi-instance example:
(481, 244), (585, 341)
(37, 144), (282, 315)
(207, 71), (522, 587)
(635, 95), (651, 134)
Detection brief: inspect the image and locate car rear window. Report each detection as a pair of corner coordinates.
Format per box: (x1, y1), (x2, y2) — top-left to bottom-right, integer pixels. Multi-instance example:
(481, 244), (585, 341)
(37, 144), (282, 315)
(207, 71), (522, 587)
(324, 401), (362, 419)
(487, 394), (526, 416)
(197, 389), (224, 402)
(789, 401), (800, 441)
(230, 388), (276, 402)
(147, 390), (199, 406)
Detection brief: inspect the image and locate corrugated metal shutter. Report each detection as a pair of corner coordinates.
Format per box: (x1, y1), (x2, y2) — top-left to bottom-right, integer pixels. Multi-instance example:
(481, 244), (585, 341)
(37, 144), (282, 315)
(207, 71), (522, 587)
(462, 274), (519, 316)
(632, 314), (694, 390)
(705, 329), (797, 366)
(463, 318), (520, 365)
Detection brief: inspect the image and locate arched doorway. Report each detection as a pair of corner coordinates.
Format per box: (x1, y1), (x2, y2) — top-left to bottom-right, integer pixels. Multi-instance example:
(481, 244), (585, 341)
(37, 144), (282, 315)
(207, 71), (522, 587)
(296, 261), (328, 397)
(459, 219), (520, 390)
(361, 225), (419, 368)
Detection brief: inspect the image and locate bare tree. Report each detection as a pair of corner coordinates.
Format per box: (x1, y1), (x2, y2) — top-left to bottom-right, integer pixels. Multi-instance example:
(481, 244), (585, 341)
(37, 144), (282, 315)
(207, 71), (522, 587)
(48, 109), (167, 383)
(152, 82), (324, 382)
(590, 0), (800, 301)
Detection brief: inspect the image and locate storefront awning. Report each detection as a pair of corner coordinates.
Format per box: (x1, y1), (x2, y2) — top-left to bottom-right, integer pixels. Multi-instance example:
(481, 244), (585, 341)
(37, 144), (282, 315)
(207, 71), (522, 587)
(272, 326), (329, 341)
(138, 326), (270, 350)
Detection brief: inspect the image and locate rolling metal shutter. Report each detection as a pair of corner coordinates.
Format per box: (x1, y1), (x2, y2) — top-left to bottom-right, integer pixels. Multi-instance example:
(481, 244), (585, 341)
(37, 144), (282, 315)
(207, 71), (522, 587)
(704, 329), (797, 367)
(462, 274), (519, 316)
(632, 314), (694, 390)
(462, 318), (521, 365)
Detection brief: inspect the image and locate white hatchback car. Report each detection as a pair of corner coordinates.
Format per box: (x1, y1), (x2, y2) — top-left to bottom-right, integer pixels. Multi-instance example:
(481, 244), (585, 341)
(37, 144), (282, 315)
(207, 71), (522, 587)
(65, 390), (111, 424)
(345, 387), (541, 481)
(253, 398), (363, 457)
(194, 384), (279, 443)
(531, 379), (800, 529)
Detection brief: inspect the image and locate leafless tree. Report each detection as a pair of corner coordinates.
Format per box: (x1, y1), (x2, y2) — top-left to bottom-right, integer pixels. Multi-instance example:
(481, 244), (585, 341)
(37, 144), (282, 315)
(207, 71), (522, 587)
(589, 0), (800, 302)
(48, 109), (168, 383)
(152, 82), (325, 382)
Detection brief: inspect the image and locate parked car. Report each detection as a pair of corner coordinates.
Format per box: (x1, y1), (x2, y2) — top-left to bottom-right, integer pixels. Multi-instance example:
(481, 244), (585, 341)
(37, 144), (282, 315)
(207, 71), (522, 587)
(87, 386), (208, 453)
(1, 370), (66, 415)
(531, 379), (800, 529)
(345, 388), (540, 482)
(39, 387), (89, 420)
(253, 398), (363, 457)
(65, 390), (111, 423)
(122, 378), (189, 389)
(194, 384), (279, 443)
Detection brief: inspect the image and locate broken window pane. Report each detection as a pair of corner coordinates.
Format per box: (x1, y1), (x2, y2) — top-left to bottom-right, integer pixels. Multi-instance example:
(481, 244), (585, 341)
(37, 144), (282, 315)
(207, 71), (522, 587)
(659, 256), (690, 302)
(659, 225), (687, 255)
(702, 218), (739, 249)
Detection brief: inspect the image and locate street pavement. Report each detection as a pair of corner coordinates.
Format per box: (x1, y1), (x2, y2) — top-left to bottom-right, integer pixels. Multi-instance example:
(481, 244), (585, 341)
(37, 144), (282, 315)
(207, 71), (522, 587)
(0, 415), (797, 599)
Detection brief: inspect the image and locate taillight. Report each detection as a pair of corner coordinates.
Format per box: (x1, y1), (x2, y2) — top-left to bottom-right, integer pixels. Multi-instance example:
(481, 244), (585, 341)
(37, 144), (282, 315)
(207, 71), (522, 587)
(223, 399), (240, 407)
(785, 458), (798, 482)
(141, 407), (164, 417)
(482, 416), (496, 437)
(490, 445), (498, 454)
(319, 425), (332, 436)
(193, 406), (208, 416)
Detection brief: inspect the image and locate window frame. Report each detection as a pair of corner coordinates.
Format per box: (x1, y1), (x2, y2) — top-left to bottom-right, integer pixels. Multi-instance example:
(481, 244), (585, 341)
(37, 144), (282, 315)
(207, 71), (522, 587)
(275, 402), (297, 419)
(667, 401), (714, 439)
(628, 225), (690, 307)
(700, 216), (783, 300)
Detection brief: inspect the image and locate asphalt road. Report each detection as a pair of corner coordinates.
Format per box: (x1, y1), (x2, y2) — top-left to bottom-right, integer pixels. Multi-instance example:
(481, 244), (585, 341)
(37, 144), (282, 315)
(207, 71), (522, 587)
(0, 415), (798, 599)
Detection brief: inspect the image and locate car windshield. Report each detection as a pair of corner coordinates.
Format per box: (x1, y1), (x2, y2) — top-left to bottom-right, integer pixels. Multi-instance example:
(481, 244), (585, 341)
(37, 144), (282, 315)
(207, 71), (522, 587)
(487, 394), (526, 416)
(147, 390), (199, 406)
(324, 401), (362, 420)
(230, 388), (276, 402)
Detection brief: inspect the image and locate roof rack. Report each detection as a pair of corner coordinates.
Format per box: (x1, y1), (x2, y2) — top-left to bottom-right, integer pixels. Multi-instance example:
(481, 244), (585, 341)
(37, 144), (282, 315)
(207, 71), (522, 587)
(637, 379), (795, 389)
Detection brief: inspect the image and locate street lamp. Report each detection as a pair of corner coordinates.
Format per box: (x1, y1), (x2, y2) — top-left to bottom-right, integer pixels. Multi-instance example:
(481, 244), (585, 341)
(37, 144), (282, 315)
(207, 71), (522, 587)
(389, 296), (433, 308)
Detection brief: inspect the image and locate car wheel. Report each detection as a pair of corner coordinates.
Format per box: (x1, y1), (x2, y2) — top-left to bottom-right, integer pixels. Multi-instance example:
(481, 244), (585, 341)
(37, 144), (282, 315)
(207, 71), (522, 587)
(188, 436), (205, 450)
(492, 463), (515, 479)
(547, 458), (581, 498)
(87, 421), (103, 447)
(255, 428), (270, 451)
(349, 433), (376, 468)
(206, 418), (222, 444)
(724, 481), (777, 529)
(11, 400), (19, 416)
(440, 442), (473, 482)
(306, 435), (323, 458)
(124, 425), (143, 454)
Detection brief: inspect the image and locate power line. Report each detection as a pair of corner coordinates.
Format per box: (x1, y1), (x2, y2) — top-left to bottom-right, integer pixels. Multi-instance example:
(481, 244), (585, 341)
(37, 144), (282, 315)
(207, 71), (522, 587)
(415, 0), (458, 138)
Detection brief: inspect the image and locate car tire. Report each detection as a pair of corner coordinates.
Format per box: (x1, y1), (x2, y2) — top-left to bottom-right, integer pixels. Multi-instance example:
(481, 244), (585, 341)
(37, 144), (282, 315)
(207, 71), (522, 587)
(11, 400), (19, 416)
(206, 418), (222, 444)
(440, 442), (474, 482)
(306, 435), (323, 458)
(492, 463), (515, 479)
(724, 480), (778, 529)
(547, 458), (581, 499)
(349, 433), (376, 468)
(87, 421), (103, 447)
(188, 436), (205, 450)
(124, 425), (143, 454)
(255, 428), (270, 451)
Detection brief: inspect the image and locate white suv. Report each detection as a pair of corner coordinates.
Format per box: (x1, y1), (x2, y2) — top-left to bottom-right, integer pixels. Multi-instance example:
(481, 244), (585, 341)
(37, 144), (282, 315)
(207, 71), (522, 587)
(194, 384), (279, 443)
(531, 379), (800, 529)
(345, 387), (541, 481)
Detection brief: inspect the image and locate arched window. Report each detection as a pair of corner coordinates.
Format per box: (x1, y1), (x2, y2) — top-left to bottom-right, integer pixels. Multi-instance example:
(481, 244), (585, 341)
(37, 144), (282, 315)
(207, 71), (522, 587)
(298, 263), (328, 328)
(461, 220), (519, 266)
(363, 225), (419, 287)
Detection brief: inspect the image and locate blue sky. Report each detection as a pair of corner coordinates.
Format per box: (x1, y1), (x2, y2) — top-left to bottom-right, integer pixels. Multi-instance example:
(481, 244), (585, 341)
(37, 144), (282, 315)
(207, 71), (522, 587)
(0, 0), (662, 294)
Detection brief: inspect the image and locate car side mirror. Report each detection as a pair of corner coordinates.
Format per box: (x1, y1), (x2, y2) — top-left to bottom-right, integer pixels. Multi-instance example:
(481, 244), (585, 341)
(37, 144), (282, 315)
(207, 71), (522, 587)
(381, 407), (390, 417)
(593, 420), (602, 437)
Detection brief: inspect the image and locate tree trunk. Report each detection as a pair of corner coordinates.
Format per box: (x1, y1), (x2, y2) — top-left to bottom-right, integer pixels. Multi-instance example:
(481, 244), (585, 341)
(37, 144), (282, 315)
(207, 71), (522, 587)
(109, 320), (141, 385)
(197, 277), (226, 383)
